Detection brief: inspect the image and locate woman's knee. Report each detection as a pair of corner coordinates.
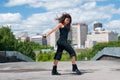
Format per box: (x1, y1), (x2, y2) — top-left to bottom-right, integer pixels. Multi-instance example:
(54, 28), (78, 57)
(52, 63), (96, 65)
(54, 52), (62, 60)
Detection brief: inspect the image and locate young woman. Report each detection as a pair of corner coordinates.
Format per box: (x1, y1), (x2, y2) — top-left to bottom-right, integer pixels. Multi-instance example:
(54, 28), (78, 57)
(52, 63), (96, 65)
(44, 13), (81, 75)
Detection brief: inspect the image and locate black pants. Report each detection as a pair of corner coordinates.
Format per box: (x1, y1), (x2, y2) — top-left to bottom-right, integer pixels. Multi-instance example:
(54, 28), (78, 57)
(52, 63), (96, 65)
(54, 39), (76, 60)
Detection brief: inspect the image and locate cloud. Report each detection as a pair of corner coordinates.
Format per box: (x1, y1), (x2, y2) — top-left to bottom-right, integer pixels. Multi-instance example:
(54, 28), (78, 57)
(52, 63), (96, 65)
(3, 0), (120, 35)
(42, 0), (84, 10)
(5, 0), (83, 9)
(21, 12), (57, 34)
(56, 2), (112, 23)
(81, 1), (96, 10)
(98, 4), (120, 15)
(104, 20), (120, 33)
(0, 12), (58, 35)
(5, 0), (34, 7)
(0, 13), (22, 23)
(105, 20), (120, 29)
(5, 0), (107, 10)
(8, 12), (58, 35)
(0, 13), (23, 35)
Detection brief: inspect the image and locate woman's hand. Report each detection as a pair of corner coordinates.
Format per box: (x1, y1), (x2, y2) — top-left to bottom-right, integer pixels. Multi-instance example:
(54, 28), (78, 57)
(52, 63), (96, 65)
(42, 34), (46, 38)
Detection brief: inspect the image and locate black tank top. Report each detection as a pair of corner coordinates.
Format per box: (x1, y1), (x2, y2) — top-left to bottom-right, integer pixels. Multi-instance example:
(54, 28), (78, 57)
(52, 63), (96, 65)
(59, 26), (69, 41)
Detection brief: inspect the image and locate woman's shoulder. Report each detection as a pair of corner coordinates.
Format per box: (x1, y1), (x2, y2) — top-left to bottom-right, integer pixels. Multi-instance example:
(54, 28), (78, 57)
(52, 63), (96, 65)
(58, 23), (63, 26)
(57, 23), (64, 28)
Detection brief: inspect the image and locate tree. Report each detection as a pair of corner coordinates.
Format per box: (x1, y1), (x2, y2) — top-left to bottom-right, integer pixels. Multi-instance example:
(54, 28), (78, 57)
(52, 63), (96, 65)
(118, 36), (120, 40)
(0, 26), (54, 60)
(0, 26), (16, 51)
(0, 26), (35, 60)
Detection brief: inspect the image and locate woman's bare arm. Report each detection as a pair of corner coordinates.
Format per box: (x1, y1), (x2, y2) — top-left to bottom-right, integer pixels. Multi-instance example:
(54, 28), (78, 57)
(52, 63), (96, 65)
(46, 23), (62, 37)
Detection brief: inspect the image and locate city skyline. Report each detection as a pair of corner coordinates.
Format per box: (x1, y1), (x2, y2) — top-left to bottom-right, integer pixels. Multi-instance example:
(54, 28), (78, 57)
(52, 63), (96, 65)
(0, 0), (120, 37)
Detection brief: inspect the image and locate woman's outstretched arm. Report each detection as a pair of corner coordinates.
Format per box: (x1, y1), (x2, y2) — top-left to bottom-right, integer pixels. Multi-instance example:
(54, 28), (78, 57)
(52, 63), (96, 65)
(46, 23), (62, 37)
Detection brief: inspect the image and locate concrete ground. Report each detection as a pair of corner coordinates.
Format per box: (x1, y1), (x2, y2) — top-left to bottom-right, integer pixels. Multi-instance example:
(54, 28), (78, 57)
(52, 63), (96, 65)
(0, 60), (120, 80)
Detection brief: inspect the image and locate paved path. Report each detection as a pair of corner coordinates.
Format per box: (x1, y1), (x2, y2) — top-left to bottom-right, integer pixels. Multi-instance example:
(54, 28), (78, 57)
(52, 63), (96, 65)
(0, 60), (120, 80)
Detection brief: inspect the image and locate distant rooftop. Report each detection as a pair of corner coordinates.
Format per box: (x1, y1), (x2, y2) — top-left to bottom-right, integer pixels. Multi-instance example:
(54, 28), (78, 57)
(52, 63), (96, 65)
(91, 47), (120, 61)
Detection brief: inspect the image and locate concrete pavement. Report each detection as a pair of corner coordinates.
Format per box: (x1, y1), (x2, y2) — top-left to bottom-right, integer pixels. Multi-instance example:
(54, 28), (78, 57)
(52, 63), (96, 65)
(0, 60), (120, 80)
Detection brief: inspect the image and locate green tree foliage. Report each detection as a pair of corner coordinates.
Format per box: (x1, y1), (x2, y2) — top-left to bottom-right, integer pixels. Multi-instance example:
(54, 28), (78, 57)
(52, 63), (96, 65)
(36, 40), (120, 61)
(36, 52), (71, 62)
(0, 26), (15, 50)
(118, 36), (120, 40)
(15, 41), (36, 60)
(77, 49), (92, 61)
(0, 26), (54, 60)
(77, 39), (120, 60)
(0, 26), (37, 60)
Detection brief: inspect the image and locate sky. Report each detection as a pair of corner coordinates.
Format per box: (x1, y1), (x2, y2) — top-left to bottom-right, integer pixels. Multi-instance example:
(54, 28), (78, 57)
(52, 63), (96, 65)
(0, 0), (120, 36)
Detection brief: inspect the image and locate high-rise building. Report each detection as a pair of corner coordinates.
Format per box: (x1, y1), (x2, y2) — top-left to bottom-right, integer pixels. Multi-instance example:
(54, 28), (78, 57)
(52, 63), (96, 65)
(85, 31), (118, 48)
(18, 31), (29, 42)
(94, 21), (102, 31)
(72, 23), (88, 48)
(85, 22), (118, 48)
(30, 34), (43, 45)
(47, 29), (56, 48)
